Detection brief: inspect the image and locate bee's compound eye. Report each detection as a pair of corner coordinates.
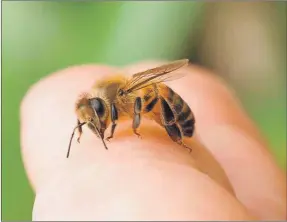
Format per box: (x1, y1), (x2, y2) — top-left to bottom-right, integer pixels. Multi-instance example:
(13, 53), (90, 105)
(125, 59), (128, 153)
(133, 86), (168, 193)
(89, 98), (105, 117)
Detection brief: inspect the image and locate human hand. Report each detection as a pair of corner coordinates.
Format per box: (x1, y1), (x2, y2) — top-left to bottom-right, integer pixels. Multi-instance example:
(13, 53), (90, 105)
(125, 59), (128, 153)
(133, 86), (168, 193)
(20, 61), (286, 221)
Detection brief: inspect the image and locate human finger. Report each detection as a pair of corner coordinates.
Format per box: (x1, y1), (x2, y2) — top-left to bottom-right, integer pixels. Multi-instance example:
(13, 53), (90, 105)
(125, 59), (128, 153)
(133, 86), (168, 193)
(20, 63), (251, 220)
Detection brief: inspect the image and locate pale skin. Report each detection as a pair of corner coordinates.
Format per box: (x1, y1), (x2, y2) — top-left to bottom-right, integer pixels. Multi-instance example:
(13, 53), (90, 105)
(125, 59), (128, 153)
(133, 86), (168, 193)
(20, 61), (286, 221)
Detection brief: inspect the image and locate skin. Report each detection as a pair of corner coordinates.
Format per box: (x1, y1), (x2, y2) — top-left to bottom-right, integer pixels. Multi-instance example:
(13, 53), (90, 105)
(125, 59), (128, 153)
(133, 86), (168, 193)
(20, 61), (286, 221)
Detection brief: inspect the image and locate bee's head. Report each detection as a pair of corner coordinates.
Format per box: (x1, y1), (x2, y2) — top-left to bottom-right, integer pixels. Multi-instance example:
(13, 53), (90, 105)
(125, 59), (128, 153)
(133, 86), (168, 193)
(75, 95), (108, 139)
(67, 95), (109, 158)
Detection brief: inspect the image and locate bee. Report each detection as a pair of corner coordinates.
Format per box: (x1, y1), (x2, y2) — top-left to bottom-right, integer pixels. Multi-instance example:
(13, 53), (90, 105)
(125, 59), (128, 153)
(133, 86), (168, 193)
(66, 59), (195, 158)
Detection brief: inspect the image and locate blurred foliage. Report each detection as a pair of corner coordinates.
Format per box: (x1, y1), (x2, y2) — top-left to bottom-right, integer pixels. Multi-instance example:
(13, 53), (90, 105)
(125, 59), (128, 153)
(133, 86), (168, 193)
(2, 1), (286, 221)
(193, 2), (286, 169)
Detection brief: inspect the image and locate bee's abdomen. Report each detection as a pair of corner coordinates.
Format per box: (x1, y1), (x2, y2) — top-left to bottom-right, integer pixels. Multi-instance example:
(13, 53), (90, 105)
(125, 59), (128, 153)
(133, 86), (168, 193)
(142, 86), (159, 113)
(166, 87), (195, 138)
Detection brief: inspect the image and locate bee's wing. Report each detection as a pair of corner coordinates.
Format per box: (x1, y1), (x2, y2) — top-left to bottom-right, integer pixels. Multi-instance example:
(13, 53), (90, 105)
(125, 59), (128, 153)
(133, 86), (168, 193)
(123, 59), (189, 93)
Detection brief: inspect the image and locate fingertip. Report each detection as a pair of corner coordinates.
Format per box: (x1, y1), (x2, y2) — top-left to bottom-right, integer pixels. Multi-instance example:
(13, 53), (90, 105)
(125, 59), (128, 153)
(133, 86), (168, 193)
(20, 61), (255, 221)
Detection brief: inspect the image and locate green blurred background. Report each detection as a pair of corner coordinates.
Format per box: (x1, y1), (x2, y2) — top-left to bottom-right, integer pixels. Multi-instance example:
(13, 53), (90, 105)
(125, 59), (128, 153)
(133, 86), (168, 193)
(2, 1), (286, 221)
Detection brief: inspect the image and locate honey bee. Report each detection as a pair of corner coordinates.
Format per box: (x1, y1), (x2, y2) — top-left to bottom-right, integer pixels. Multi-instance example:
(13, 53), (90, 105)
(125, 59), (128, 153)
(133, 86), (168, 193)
(66, 59), (195, 158)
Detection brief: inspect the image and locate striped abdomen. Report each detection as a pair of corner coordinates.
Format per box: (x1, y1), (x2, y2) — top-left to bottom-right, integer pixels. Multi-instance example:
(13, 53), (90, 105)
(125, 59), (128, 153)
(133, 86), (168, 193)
(141, 84), (195, 140)
(164, 86), (195, 138)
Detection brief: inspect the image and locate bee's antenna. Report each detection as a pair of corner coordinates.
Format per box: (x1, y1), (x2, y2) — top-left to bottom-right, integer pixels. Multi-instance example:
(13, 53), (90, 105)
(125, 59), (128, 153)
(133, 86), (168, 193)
(67, 122), (86, 158)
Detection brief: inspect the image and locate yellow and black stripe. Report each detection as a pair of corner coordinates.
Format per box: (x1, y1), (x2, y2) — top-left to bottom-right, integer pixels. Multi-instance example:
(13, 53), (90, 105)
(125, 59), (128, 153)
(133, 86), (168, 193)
(141, 84), (195, 139)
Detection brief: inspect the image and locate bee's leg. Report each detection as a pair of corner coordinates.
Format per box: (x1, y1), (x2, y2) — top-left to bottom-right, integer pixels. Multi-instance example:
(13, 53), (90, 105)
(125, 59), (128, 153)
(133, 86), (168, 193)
(76, 119), (83, 143)
(133, 97), (142, 138)
(176, 140), (192, 153)
(106, 103), (118, 141)
(160, 97), (192, 152)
